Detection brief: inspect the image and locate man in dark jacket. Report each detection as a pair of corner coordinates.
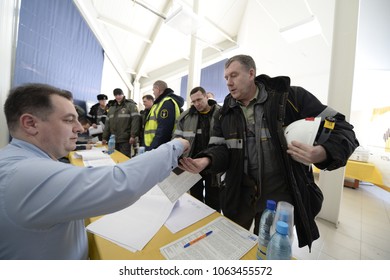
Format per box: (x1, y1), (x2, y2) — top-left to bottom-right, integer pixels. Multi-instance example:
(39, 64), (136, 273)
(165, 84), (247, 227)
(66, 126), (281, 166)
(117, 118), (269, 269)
(102, 88), (141, 157)
(173, 86), (221, 211)
(144, 80), (184, 151)
(179, 54), (359, 251)
(87, 94), (108, 140)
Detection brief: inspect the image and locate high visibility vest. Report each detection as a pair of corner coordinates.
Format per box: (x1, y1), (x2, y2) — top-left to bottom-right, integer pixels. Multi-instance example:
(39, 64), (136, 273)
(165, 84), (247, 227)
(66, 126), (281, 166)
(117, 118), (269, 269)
(144, 96), (181, 147)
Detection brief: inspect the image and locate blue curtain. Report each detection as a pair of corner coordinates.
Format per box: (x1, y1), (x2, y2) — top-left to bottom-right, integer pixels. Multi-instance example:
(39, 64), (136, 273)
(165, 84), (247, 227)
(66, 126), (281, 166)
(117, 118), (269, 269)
(13, 0), (103, 102)
(180, 59), (228, 103)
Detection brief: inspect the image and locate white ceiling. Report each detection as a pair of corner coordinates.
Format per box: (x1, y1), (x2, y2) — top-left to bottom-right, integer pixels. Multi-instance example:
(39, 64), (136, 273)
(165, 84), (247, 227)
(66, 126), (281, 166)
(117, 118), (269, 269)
(73, 0), (337, 92)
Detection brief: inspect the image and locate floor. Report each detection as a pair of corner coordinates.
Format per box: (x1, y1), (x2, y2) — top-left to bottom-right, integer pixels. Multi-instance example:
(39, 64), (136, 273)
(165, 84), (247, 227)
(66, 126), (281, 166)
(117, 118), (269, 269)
(292, 182), (390, 260)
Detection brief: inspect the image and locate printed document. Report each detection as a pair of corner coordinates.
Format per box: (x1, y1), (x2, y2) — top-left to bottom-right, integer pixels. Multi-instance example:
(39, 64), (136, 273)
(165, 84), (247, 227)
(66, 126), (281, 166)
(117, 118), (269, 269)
(160, 216), (258, 260)
(158, 168), (202, 202)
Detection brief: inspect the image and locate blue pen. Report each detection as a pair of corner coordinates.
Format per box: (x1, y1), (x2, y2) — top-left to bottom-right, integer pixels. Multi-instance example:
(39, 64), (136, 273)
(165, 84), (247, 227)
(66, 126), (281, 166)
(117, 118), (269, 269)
(183, 230), (213, 248)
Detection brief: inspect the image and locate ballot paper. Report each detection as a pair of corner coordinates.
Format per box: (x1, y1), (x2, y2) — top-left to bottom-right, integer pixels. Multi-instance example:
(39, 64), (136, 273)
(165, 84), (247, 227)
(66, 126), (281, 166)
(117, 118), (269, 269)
(86, 186), (175, 252)
(157, 168), (202, 203)
(160, 216), (258, 260)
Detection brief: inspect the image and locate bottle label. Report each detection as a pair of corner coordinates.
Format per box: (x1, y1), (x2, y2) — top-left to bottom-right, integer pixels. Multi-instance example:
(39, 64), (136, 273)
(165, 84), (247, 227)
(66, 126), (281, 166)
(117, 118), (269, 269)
(256, 245), (267, 260)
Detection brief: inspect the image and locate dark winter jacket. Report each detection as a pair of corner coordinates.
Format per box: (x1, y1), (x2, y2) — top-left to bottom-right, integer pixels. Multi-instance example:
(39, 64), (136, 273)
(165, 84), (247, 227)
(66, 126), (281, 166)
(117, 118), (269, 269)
(102, 98), (141, 143)
(198, 74), (359, 249)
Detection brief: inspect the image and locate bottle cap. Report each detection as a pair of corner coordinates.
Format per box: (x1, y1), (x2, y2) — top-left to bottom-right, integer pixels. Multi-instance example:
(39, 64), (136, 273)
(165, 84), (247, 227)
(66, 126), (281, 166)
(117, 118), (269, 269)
(266, 200), (277, 211)
(276, 221), (289, 235)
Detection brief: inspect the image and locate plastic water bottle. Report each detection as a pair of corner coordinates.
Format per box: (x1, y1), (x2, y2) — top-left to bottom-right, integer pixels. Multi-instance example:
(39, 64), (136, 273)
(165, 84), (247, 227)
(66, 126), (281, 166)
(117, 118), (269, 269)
(138, 146), (145, 154)
(266, 221), (292, 260)
(108, 134), (116, 155)
(256, 199), (276, 260)
(271, 201), (294, 245)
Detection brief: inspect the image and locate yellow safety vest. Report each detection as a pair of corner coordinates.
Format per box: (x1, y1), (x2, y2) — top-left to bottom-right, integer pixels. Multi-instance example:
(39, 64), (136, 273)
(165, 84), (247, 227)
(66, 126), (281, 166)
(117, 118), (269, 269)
(144, 96), (181, 146)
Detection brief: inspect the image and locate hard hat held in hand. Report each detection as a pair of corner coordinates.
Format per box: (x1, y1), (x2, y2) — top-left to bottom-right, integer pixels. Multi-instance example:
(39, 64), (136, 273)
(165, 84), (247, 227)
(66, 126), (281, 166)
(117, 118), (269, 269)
(284, 117), (321, 146)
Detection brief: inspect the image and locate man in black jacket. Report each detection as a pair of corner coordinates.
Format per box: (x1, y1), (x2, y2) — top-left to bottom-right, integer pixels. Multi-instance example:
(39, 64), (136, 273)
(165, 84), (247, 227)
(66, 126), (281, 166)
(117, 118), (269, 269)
(87, 94), (108, 140)
(179, 54), (359, 251)
(173, 86), (221, 211)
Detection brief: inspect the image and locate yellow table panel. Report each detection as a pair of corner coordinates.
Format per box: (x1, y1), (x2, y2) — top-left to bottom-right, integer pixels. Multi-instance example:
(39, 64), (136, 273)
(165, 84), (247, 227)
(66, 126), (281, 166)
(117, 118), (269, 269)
(87, 213), (257, 260)
(314, 160), (387, 191)
(69, 148), (257, 260)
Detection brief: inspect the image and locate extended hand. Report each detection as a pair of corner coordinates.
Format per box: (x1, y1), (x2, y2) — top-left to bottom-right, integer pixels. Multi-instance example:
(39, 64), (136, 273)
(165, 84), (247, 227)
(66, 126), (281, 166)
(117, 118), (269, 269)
(286, 141), (327, 165)
(179, 157), (210, 174)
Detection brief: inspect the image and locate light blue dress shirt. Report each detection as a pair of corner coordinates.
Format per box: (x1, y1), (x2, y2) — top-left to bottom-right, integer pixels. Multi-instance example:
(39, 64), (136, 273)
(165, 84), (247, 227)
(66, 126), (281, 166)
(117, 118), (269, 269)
(0, 138), (184, 259)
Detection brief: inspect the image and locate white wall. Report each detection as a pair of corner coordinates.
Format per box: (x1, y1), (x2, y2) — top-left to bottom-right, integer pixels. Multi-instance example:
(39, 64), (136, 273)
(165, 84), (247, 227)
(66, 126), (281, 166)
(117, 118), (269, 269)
(0, 0), (20, 148)
(349, 0), (390, 188)
(100, 53), (130, 103)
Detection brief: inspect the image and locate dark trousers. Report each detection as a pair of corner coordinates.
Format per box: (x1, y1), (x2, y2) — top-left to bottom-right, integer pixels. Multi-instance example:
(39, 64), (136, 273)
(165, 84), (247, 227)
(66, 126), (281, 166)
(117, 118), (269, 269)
(116, 142), (131, 158)
(190, 176), (221, 212)
(223, 185), (262, 235)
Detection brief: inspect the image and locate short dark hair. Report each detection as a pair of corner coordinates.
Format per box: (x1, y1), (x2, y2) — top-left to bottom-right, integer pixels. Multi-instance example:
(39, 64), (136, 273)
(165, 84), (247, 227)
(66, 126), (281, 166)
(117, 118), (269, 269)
(113, 88), (124, 96)
(153, 80), (167, 91)
(4, 83), (73, 133)
(225, 54), (256, 74)
(142, 94), (154, 101)
(189, 86), (206, 96)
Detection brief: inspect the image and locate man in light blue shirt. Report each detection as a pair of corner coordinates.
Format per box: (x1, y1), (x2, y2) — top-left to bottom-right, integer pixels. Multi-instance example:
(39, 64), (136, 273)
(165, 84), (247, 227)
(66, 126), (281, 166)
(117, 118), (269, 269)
(0, 83), (189, 259)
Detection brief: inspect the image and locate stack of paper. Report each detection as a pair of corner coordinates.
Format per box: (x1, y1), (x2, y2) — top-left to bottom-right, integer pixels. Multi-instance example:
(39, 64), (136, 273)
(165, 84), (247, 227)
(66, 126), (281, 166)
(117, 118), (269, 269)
(86, 186), (175, 252)
(85, 172), (214, 253)
(73, 149), (115, 167)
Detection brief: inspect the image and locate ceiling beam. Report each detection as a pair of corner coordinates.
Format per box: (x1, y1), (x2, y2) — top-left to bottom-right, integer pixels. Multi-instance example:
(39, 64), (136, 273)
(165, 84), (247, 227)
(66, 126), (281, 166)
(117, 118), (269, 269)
(96, 16), (152, 44)
(133, 0), (174, 83)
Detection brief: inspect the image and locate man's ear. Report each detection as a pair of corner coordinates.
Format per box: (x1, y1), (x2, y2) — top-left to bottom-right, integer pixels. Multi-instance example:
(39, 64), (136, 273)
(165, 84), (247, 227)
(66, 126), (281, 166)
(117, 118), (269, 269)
(20, 113), (39, 135)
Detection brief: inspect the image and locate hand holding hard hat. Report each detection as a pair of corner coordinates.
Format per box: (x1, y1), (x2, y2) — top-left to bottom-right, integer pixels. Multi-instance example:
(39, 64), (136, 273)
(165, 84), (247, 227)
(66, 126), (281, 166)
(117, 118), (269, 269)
(284, 117), (328, 165)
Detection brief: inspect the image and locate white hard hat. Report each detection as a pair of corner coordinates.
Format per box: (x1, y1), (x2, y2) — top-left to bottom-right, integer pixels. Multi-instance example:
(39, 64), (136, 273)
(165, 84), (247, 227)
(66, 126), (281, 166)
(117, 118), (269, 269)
(284, 117), (321, 146)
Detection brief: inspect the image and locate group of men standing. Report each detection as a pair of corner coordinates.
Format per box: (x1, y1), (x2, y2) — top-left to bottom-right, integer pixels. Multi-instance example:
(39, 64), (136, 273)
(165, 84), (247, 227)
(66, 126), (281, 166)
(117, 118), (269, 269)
(87, 80), (220, 211)
(86, 54), (359, 250)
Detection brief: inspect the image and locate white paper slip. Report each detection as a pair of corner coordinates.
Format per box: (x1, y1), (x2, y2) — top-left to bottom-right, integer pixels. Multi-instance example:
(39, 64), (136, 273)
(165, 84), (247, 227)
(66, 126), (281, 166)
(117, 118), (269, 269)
(160, 216), (258, 260)
(83, 157), (116, 167)
(88, 124), (104, 135)
(165, 193), (215, 233)
(74, 150), (110, 160)
(158, 168), (202, 203)
(73, 149), (116, 166)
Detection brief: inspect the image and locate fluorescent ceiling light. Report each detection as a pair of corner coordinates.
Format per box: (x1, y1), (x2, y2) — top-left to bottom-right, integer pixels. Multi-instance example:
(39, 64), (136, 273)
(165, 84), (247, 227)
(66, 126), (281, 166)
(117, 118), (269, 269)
(280, 15), (322, 43)
(165, 5), (203, 36)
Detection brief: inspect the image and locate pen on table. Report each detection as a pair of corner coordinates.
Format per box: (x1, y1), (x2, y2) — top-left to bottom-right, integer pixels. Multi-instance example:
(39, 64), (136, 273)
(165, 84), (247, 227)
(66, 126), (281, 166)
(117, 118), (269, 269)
(183, 230), (213, 248)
